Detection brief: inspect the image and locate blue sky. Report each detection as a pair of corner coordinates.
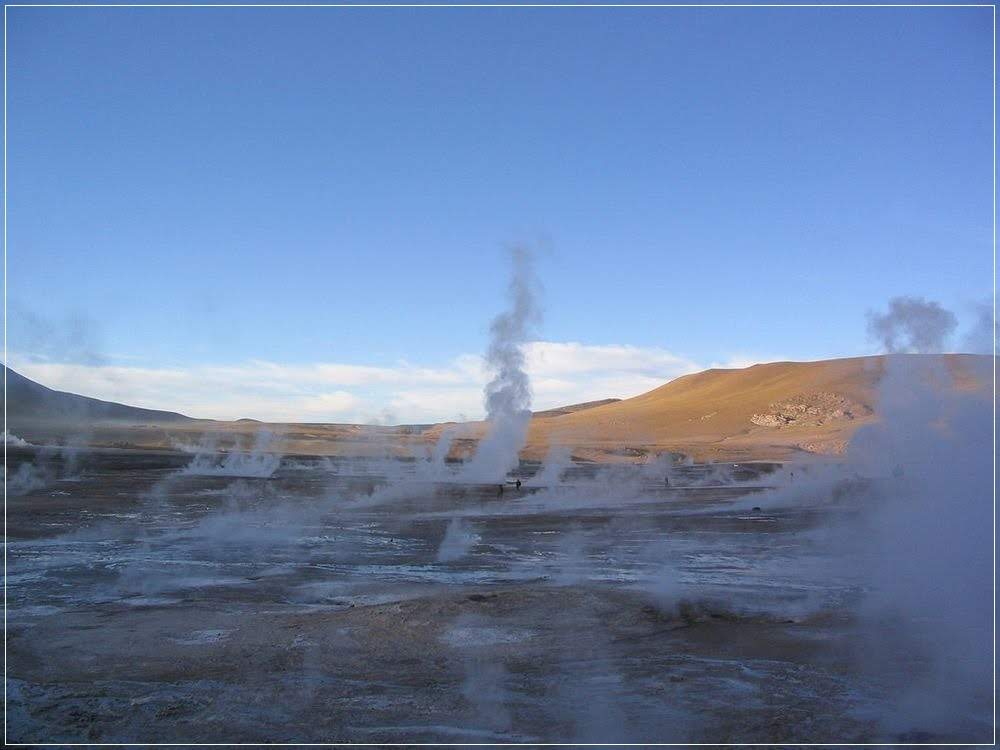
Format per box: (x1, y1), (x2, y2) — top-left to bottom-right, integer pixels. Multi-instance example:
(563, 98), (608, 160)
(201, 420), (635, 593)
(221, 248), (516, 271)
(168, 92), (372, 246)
(4, 5), (994, 422)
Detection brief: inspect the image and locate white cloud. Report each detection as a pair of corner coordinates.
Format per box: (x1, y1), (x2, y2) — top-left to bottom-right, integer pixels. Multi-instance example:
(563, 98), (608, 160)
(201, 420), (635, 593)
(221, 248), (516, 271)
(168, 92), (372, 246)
(525, 341), (699, 378)
(9, 341), (730, 424)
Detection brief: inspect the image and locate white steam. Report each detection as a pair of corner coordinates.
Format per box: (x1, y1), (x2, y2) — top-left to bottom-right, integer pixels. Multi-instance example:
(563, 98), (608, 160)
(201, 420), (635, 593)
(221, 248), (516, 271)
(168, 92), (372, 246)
(867, 296), (958, 353)
(531, 443), (573, 486)
(3, 431), (32, 447)
(6, 463), (49, 496)
(961, 300), (997, 355)
(436, 518), (480, 563)
(744, 295), (994, 736)
(464, 248), (542, 481)
(180, 430), (281, 478)
(844, 353), (992, 733)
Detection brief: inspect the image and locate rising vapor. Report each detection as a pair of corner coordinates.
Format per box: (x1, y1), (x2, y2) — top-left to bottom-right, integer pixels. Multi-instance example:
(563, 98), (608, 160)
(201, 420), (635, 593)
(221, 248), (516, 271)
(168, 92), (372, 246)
(866, 296), (958, 353)
(464, 247), (542, 481)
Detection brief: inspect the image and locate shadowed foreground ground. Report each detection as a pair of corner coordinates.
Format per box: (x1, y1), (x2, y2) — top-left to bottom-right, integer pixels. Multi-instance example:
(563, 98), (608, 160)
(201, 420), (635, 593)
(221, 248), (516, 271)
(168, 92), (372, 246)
(6, 447), (991, 743)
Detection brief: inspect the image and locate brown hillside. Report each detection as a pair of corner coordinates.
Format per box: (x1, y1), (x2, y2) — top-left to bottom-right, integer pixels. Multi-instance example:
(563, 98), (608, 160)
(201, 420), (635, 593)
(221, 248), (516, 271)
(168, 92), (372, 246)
(533, 398), (622, 419)
(522, 354), (988, 462)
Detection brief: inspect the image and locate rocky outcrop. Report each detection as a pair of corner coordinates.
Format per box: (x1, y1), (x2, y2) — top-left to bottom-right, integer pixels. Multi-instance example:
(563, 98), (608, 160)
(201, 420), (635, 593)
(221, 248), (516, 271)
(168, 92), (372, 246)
(750, 392), (872, 429)
(796, 438), (850, 455)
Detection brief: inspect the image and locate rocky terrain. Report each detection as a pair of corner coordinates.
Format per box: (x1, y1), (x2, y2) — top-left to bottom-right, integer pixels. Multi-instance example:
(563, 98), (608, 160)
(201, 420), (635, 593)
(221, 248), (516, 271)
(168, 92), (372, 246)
(750, 391), (872, 429)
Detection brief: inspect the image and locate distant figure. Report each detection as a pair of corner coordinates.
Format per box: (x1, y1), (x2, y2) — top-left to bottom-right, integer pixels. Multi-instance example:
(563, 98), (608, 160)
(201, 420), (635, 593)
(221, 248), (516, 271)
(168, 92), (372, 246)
(664, 475), (671, 487)
(515, 479), (522, 490)
(790, 471), (794, 481)
(892, 465), (904, 479)
(497, 484), (504, 499)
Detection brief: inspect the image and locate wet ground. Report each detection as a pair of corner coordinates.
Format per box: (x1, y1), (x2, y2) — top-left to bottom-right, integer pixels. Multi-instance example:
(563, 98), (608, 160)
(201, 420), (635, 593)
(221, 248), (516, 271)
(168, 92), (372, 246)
(5, 446), (992, 743)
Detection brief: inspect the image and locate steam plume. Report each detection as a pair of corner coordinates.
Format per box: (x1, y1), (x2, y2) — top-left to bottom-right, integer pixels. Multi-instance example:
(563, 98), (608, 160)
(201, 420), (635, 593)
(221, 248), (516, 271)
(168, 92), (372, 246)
(961, 300), (997, 355)
(866, 296), (957, 353)
(464, 247), (542, 480)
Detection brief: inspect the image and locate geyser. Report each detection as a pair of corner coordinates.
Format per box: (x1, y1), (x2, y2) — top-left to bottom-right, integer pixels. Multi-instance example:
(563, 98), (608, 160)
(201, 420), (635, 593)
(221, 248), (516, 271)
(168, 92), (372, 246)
(463, 247), (541, 481)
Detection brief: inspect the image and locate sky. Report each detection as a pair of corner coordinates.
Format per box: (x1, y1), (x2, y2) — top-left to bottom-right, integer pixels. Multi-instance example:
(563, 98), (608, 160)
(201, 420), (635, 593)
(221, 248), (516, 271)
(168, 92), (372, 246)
(4, 5), (994, 423)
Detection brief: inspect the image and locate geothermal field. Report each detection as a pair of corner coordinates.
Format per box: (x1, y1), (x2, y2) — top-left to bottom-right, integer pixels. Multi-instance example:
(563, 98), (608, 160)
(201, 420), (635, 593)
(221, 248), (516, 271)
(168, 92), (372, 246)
(5, 257), (995, 743)
(5, 356), (994, 744)
(6, 7), (994, 744)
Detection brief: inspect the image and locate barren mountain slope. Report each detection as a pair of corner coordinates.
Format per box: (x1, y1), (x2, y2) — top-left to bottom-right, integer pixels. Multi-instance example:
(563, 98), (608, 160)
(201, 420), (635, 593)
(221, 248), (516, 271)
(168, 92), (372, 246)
(523, 354), (987, 461)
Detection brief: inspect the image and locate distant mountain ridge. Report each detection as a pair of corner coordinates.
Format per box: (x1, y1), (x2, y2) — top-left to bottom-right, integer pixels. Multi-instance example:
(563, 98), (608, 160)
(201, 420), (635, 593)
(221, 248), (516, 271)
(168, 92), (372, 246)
(5, 367), (194, 428)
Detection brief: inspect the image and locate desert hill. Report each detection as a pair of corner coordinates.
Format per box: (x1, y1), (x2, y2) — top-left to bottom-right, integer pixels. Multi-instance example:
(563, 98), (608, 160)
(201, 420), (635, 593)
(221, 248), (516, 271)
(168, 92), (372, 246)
(532, 398), (622, 419)
(522, 353), (988, 461)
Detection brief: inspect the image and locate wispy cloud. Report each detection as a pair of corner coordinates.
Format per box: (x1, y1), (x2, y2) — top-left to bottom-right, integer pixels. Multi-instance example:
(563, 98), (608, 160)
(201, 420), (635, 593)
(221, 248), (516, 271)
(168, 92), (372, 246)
(8, 342), (763, 424)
